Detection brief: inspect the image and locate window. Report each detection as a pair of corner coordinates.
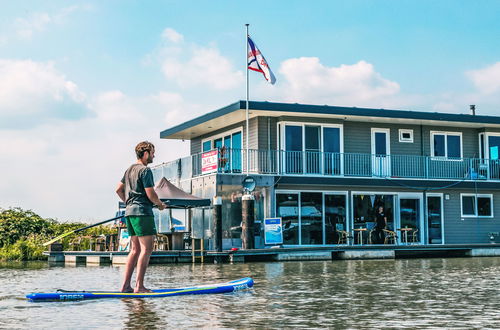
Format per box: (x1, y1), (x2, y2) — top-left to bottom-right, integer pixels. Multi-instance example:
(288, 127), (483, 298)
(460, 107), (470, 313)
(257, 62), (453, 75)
(399, 129), (414, 143)
(201, 128), (243, 172)
(461, 194), (493, 217)
(431, 132), (462, 158)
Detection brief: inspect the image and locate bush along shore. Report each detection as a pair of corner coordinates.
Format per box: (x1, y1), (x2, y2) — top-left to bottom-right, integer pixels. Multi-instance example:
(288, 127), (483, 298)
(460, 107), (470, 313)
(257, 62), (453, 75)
(0, 207), (115, 261)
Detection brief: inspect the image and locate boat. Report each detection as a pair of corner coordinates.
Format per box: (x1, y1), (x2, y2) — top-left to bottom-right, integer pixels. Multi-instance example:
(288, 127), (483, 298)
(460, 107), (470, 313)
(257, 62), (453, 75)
(26, 277), (253, 302)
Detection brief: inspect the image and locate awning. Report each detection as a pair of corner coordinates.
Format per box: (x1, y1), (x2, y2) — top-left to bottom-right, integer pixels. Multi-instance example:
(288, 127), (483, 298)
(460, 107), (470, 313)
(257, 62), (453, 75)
(154, 177), (211, 208)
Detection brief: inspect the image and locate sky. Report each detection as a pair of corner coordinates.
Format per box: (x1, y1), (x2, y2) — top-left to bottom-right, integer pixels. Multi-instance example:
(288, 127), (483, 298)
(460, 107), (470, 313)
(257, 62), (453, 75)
(1, 1), (500, 223)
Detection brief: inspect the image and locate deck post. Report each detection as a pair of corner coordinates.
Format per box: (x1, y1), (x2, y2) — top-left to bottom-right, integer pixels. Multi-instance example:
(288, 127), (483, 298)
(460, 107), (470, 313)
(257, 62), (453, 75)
(212, 196), (223, 253)
(241, 194), (255, 250)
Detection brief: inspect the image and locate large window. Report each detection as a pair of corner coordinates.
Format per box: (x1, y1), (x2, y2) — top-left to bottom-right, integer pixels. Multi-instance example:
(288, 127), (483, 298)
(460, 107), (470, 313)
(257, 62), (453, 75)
(431, 132), (462, 158)
(280, 122), (343, 175)
(201, 129), (242, 172)
(461, 194), (493, 217)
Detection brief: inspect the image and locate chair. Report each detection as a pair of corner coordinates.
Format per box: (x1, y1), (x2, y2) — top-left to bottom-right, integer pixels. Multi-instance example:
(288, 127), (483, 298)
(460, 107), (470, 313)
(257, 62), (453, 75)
(368, 228), (377, 244)
(383, 229), (398, 244)
(154, 234), (170, 251)
(409, 229), (419, 243)
(337, 230), (353, 245)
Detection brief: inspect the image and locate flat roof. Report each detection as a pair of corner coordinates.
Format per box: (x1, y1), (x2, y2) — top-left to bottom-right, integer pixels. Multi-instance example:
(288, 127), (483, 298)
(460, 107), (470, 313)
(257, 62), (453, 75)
(160, 100), (500, 140)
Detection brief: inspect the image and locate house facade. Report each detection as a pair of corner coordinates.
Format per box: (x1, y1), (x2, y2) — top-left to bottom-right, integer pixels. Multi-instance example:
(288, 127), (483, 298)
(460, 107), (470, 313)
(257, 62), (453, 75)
(155, 101), (500, 248)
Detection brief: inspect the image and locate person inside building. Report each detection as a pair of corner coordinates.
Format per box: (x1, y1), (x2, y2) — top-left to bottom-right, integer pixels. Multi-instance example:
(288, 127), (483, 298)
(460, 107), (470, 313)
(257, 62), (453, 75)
(373, 205), (387, 244)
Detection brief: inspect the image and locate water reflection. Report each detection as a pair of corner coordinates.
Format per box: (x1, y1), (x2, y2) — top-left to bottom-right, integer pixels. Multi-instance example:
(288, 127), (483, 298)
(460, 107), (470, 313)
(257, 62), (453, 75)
(1, 258), (500, 328)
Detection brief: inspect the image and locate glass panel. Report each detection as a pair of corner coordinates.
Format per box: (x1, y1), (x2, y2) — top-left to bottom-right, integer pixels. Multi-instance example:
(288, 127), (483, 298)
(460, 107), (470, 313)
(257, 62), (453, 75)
(300, 192), (323, 245)
(231, 132), (242, 172)
(427, 196), (442, 244)
(375, 132), (387, 155)
(202, 141), (211, 152)
(488, 136), (500, 160)
(480, 134), (485, 159)
(171, 209), (186, 231)
(324, 127), (341, 175)
(305, 126), (320, 174)
(277, 193), (299, 245)
(399, 198), (420, 243)
(214, 138), (223, 149)
(477, 197), (492, 216)
(433, 134), (445, 157)
(353, 195), (394, 244)
(462, 196), (475, 216)
(285, 125), (303, 173)
(325, 194), (346, 244)
(447, 135), (461, 158)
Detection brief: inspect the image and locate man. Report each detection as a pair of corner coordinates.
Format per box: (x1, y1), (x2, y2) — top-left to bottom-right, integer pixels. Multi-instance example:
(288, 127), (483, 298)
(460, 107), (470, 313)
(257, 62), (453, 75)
(373, 205), (387, 244)
(116, 141), (166, 293)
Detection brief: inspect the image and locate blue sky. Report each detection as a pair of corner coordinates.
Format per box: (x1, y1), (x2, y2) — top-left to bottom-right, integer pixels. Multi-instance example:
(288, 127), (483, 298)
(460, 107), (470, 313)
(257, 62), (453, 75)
(1, 1), (500, 221)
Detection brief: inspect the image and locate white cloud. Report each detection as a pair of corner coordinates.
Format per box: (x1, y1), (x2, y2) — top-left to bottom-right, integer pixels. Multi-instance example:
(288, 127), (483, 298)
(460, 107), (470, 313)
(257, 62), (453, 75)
(156, 28), (244, 90)
(161, 28), (184, 43)
(0, 59), (89, 129)
(467, 62), (500, 95)
(274, 58), (400, 107)
(14, 5), (89, 40)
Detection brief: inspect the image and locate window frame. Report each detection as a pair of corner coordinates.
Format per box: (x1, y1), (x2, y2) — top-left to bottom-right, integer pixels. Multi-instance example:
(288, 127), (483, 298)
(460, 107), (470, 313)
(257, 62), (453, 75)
(201, 127), (243, 152)
(460, 193), (494, 218)
(430, 131), (463, 159)
(398, 129), (414, 143)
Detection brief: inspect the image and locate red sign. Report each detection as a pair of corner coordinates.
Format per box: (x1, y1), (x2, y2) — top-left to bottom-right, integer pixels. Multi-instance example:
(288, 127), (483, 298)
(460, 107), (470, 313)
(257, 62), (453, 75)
(201, 150), (218, 174)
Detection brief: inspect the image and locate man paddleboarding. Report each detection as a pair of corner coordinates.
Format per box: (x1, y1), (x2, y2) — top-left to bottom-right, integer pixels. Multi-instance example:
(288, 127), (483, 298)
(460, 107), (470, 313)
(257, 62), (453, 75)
(116, 141), (166, 293)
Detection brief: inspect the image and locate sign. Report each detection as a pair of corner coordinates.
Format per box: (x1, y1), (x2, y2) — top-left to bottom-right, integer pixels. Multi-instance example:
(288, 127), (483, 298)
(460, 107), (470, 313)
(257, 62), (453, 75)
(118, 228), (130, 251)
(264, 217), (283, 245)
(201, 150), (218, 174)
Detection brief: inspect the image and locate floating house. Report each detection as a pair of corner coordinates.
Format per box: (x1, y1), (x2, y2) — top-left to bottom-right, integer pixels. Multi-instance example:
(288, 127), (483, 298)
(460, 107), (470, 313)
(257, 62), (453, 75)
(155, 100), (500, 248)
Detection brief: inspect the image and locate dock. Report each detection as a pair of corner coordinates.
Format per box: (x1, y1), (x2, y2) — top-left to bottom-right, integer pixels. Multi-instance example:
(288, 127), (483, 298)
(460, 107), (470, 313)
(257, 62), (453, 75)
(45, 244), (500, 266)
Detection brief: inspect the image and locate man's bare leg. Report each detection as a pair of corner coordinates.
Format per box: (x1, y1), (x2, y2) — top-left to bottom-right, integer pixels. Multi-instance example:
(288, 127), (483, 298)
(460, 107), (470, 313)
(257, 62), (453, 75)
(134, 235), (155, 293)
(120, 236), (140, 292)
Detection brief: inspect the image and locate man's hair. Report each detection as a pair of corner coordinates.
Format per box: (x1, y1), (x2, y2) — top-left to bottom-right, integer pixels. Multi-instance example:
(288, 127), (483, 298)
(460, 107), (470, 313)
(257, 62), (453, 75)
(135, 141), (155, 159)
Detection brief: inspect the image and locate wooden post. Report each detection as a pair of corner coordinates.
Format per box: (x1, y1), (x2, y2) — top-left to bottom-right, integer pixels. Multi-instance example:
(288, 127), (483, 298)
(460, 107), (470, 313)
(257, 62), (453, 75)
(241, 194), (255, 250)
(212, 196), (223, 252)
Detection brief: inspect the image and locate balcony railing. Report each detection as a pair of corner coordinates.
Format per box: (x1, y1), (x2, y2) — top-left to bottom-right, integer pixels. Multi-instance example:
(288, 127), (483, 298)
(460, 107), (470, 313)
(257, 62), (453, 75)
(153, 148), (500, 182)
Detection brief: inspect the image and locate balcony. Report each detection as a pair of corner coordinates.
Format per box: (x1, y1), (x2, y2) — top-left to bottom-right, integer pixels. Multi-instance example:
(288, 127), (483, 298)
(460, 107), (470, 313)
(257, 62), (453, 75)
(152, 148), (500, 182)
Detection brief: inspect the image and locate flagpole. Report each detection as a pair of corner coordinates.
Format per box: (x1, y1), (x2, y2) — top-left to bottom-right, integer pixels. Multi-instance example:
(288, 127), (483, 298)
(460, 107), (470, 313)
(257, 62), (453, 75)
(245, 23), (250, 175)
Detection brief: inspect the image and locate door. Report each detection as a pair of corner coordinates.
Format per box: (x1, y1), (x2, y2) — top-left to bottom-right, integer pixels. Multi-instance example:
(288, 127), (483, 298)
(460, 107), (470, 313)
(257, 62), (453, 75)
(305, 126), (321, 174)
(398, 194), (423, 244)
(284, 125), (303, 174)
(371, 128), (391, 176)
(427, 194), (444, 244)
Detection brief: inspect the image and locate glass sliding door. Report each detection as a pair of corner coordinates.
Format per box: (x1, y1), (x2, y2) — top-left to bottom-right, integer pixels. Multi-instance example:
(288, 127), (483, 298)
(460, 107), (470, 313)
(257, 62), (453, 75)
(399, 195), (422, 244)
(231, 131), (242, 172)
(325, 194), (346, 244)
(488, 135), (500, 180)
(324, 127), (341, 175)
(300, 192), (323, 245)
(285, 125), (303, 174)
(305, 126), (321, 174)
(427, 195), (443, 244)
(276, 193), (299, 244)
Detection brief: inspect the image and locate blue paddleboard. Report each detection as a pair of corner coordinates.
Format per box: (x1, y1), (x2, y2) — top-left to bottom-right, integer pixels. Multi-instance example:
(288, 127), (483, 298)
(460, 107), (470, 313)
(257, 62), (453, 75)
(26, 277), (253, 302)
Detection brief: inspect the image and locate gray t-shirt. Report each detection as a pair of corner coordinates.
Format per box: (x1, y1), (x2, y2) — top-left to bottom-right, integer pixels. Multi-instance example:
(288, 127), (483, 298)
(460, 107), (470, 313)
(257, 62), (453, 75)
(121, 163), (155, 216)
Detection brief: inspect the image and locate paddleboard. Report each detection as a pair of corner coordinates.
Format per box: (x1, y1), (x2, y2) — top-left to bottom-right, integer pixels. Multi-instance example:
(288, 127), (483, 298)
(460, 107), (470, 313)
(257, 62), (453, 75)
(26, 277), (253, 302)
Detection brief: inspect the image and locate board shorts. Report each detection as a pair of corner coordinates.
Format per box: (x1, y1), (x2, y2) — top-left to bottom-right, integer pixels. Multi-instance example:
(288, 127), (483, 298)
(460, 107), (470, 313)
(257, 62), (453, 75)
(126, 216), (157, 236)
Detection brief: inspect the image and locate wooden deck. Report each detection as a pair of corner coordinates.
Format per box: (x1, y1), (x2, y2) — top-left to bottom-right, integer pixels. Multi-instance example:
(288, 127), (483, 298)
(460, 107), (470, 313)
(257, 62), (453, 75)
(45, 243), (500, 265)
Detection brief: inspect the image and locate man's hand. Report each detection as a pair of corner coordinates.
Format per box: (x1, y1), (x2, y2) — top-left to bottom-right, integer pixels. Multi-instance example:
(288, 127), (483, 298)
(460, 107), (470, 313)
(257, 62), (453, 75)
(157, 202), (167, 211)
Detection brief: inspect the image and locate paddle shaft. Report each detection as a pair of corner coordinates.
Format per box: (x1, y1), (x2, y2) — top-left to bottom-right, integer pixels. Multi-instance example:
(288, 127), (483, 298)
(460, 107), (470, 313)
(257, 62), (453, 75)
(43, 215), (124, 246)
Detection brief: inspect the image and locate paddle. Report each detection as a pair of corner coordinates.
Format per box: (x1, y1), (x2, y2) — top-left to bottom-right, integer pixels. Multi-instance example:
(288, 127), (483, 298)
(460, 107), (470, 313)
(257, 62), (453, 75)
(43, 215), (124, 246)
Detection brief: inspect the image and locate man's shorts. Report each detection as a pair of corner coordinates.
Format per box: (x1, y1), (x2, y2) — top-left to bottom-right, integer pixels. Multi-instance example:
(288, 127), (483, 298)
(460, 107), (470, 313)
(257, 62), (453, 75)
(126, 216), (157, 236)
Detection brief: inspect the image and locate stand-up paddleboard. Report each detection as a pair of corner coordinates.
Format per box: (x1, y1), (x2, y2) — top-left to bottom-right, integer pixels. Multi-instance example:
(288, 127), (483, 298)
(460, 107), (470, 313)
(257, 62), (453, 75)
(26, 277), (253, 302)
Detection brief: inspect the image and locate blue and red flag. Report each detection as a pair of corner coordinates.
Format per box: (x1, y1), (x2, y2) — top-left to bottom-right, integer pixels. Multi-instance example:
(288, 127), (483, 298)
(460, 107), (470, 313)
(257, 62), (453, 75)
(247, 36), (276, 85)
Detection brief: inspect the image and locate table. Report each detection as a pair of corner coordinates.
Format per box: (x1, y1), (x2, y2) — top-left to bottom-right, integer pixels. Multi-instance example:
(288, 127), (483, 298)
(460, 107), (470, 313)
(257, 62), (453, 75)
(353, 228), (367, 245)
(397, 228), (413, 244)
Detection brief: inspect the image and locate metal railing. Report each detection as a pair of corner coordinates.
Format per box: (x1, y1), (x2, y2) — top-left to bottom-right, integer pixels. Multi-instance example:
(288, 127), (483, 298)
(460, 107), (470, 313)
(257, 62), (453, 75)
(154, 148), (500, 181)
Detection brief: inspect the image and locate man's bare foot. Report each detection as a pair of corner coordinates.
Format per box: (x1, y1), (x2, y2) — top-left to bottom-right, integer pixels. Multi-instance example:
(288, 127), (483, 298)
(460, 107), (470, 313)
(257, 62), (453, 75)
(134, 287), (152, 293)
(121, 286), (133, 293)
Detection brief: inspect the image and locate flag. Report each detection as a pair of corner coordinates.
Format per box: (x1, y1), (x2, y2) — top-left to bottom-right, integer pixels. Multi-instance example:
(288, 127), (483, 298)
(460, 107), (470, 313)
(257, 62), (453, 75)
(247, 36), (276, 85)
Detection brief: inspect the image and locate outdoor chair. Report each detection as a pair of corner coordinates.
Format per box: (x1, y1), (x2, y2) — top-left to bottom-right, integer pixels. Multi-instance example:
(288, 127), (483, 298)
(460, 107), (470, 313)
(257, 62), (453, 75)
(337, 230), (353, 244)
(383, 229), (398, 244)
(154, 234), (170, 251)
(410, 229), (419, 243)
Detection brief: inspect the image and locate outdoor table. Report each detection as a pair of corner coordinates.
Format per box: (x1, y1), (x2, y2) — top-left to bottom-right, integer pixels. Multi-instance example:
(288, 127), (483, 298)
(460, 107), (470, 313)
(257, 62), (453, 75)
(353, 228), (367, 244)
(397, 228), (413, 244)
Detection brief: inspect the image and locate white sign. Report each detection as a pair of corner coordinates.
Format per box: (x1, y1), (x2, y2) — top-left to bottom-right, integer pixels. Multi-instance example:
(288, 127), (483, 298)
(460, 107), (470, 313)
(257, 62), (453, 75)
(264, 218), (283, 245)
(201, 150), (218, 174)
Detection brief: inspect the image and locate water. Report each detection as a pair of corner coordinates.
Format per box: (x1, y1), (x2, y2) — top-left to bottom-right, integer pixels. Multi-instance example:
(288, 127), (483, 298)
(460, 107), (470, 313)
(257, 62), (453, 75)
(1, 257), (500, 329)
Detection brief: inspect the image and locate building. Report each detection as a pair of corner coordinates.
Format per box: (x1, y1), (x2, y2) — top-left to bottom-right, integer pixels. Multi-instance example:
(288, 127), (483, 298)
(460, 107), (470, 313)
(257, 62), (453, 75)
(154, 100), (500, 248)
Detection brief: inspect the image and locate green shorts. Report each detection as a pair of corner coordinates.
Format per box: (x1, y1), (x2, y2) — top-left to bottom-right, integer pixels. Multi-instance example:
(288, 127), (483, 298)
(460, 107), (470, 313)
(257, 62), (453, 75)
(126, 216), (157, 236)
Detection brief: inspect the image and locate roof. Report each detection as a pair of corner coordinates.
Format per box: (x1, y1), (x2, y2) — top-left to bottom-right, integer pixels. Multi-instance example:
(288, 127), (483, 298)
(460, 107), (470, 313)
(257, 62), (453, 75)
(160, 100), (500, 140)
(155, 177), (211, 208)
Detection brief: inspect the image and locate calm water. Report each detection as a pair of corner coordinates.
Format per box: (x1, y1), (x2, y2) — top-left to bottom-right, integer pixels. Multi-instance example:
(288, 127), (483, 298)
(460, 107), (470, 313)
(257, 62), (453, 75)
(1, 257), (500, 329)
